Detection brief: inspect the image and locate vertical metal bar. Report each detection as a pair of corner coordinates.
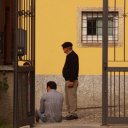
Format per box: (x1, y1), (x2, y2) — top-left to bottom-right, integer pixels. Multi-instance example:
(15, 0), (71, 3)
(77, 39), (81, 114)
(25, 0), (26, 61)
(13, 0), (18, 127)
(91, 12), (93, 42)
(29, 0), (31, 61)
(81, 12), (83, 43)
(28, 0), (31, 113)
(119, 72), (120, 117)
(24, 0), (26, 61)
(124, 72), (125, 117)
(21, 75), (24, 120)
(102, 0), (108, 125)
(20, 0), (24, 119)
(19, 0), (21, 28)
(113, 0), (116, 61)
(96, 12), (98, 43)
(86, 13), (88, 43)
(18, 0), (21, 62)
(25, 0), (27, 60)
(28, 71), (31, 113)
(18, 0), (22, 62)
(114, 71), (116, 116)
(124, 0), (126, 61)
(110, 72), (112, 116)
(31, 0), (35, 117)
(32, 0), (35, 65)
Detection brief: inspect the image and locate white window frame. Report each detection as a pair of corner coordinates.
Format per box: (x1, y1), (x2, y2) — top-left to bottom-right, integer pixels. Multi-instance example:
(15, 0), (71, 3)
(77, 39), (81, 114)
(81, 11), (119, 44)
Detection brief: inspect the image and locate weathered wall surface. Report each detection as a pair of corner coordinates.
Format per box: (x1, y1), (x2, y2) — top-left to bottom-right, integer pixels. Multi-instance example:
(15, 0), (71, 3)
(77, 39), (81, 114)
(35, 75), (102, 110)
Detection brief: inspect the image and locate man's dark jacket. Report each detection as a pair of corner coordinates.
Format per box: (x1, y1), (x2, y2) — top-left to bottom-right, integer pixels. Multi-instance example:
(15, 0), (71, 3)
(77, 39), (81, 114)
(62, 51), (79, 82)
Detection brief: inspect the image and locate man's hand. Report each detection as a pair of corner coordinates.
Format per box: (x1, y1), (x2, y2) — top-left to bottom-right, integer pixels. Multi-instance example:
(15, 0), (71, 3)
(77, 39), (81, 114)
(67, 81), (74, 88)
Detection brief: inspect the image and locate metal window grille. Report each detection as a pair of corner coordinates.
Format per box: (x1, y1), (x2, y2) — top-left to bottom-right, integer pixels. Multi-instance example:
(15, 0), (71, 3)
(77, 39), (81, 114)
(81, 11), (119, 43)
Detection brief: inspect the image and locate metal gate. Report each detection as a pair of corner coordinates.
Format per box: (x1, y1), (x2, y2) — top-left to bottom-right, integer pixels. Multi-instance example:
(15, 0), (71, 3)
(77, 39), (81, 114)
(102, 0), (128, 125)
(13, 0), (35, 127)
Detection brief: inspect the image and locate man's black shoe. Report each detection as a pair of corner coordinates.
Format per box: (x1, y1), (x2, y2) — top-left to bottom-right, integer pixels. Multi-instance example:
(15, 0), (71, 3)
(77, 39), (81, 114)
(35, 110), (40, 122)
(65, 115), (78, 120)
(63, 114), (70, 120)
(35, 116), (40, 122)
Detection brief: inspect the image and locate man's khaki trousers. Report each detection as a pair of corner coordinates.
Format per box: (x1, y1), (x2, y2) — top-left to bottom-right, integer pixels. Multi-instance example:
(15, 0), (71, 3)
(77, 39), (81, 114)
(65, 80), (78, 116)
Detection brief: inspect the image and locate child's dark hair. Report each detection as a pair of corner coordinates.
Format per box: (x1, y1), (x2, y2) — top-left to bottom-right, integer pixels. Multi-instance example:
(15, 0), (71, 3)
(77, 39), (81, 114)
(47, 81), (57, 90)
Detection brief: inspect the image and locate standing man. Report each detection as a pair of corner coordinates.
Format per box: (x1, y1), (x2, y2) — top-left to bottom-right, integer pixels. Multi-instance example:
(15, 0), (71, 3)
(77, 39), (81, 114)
(36, 81), (63, 123)
(61, 42), (79, 120)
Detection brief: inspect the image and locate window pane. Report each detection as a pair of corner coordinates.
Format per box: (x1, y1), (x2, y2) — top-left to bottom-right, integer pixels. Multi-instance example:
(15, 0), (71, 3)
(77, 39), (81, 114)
(97, 28), (102, 35)
(96, 19), (102, 35)
(87, 19), (96, 35)
(108, 19), (113, 27)
(97, 19), (102, 27)
(108, 19), (113, 35)
(108, 28), (113, 35)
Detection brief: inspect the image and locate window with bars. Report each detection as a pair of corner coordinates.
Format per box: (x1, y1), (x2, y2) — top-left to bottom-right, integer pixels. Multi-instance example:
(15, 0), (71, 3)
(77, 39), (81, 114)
(81, 11), (119, 44)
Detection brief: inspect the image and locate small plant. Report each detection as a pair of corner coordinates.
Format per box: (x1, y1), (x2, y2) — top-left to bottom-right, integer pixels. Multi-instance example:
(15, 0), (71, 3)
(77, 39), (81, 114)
(0, 122), (12, 128)
(0, 71), (9, 92)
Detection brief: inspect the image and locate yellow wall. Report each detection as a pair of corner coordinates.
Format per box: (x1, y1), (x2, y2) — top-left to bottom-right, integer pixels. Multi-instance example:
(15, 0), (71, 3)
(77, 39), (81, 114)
(36, 0), (128, 75)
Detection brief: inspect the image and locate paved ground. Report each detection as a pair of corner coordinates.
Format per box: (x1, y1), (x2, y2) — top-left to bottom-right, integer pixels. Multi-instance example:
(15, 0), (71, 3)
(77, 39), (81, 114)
(34, 124), (128, 128)
(32, 108), (128, 128)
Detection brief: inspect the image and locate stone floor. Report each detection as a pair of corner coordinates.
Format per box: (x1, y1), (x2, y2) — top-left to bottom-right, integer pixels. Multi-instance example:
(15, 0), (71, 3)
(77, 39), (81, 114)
(31, 108), (99, 127)
(32, 108), (128, 128)
(34, 124), (128, 128)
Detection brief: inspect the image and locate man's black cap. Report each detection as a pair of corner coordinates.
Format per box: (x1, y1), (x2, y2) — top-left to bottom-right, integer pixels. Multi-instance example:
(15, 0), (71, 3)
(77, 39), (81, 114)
(61, 42), (73, 48)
